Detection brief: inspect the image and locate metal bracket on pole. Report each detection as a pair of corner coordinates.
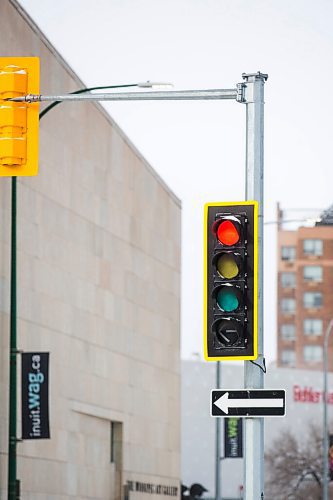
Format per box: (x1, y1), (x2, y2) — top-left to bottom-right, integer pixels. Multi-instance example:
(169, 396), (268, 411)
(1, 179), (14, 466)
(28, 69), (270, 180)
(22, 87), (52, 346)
(236, 83), (246, 103)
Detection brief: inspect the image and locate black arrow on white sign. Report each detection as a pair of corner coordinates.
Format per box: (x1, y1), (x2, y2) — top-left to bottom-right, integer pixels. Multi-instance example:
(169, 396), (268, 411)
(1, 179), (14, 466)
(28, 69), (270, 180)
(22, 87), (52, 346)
(211, 389), (286, 417)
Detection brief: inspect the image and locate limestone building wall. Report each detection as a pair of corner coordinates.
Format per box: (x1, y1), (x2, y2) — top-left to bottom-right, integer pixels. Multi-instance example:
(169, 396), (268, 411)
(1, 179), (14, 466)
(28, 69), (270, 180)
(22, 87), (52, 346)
(0, 1), (181, 499)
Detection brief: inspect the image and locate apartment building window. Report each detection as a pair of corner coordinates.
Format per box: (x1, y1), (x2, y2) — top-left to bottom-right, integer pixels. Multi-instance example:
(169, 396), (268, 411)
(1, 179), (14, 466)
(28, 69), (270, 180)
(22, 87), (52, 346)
(281, 324), (296, 340)
(281, 272), (296, 288)
(303, 345), (323, 363)
(304, 319), (323, 336)
(281, 246), (296, 261)
(303, 265), (323, 282)
(303, 292), (322, 308)
(281, 298), (296, 313)
(281, 349), (295, 366)
(303, 239), (323, 256)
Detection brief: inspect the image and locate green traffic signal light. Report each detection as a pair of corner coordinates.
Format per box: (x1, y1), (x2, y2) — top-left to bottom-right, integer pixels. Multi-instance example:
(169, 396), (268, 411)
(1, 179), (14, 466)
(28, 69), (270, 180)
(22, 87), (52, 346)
(216, 286), (242, 312)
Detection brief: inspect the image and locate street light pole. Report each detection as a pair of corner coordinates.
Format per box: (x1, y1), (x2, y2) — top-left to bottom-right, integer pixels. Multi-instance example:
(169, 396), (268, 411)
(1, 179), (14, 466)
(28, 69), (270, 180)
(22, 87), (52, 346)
(323, 318), (333, 500)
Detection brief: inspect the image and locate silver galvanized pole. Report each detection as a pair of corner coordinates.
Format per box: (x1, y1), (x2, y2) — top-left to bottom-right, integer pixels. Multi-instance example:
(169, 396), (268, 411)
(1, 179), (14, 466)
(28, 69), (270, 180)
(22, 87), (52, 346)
(323, 319), (333, 500)
(242, 72), (268, 500)
(215, 361), (221, 500)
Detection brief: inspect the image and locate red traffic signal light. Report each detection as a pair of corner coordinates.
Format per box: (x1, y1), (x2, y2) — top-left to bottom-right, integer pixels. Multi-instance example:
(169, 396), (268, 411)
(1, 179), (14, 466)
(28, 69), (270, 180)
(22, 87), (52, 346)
(204, 201), (258, 360)
(215, 219), (240, 246)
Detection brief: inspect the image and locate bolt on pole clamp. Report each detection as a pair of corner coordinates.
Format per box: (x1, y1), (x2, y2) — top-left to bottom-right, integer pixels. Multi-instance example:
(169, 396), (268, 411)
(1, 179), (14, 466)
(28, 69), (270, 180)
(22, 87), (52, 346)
(236, 83), (246, 103)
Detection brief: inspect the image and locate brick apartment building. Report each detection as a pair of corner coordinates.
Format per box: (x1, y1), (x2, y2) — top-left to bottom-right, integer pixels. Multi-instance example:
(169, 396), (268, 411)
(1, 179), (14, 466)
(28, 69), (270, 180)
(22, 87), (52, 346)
(277, 203), (333, 370)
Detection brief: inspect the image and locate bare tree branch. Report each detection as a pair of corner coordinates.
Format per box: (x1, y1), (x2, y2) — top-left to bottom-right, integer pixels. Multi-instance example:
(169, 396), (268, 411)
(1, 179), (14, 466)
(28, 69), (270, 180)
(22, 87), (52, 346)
(265, 423), (325, 500)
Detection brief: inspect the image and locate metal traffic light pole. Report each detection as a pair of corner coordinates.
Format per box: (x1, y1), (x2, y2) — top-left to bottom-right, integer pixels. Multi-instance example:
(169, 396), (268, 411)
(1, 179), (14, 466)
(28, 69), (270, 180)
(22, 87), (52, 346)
(10, 74), (268, 499)
(243, 72), (268, 500)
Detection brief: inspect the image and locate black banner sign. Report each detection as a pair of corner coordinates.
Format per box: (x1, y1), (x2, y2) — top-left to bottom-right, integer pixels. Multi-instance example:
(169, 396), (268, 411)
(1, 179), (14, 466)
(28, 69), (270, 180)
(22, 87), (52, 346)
(224, 417), (243, 458)
(22, 352), (50, 439)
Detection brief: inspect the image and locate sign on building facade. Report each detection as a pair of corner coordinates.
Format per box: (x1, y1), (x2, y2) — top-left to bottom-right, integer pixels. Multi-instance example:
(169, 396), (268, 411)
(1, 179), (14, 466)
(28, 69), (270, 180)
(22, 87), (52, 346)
(224, 417), (243, 458)
(21, 352), (50, 439)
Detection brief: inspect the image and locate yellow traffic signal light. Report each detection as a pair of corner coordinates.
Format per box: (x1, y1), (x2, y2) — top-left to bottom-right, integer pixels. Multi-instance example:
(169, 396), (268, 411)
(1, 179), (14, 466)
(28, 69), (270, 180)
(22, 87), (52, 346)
(204, 201), (258, 361)
(0, 57), (39, 176)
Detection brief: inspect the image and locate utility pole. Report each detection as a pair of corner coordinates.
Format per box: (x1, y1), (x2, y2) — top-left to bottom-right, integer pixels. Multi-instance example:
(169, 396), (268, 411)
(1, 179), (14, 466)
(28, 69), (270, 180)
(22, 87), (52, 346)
(242, 72), (268, 500)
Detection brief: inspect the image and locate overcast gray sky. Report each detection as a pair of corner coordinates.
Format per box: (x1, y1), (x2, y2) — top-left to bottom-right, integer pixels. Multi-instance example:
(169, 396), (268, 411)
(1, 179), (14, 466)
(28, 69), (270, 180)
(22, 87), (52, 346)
(18, 0), (333, 363)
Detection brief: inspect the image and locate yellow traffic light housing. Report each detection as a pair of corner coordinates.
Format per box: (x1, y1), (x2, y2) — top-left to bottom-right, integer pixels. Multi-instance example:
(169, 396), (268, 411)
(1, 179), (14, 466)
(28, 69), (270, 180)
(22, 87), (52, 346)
(204, 201), (259, 361)
(0, 57), (39, 176)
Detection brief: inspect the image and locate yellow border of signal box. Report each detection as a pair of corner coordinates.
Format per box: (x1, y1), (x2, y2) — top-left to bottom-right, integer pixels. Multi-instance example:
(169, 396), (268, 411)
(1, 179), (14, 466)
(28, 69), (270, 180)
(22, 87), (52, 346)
(203, 200), (258, 361)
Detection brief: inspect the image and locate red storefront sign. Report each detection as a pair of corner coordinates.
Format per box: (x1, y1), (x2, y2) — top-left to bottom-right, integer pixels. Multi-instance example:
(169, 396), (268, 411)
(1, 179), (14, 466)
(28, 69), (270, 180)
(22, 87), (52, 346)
(293, 384), (333, 404)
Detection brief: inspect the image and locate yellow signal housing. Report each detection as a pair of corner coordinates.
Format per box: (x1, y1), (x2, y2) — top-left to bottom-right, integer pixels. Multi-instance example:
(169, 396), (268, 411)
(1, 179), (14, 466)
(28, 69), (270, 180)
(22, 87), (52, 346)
(0, 57), (39, 176)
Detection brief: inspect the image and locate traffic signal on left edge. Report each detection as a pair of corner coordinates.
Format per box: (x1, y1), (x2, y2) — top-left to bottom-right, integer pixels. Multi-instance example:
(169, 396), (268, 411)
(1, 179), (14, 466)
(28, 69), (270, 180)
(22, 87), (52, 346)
(204, 201), (258, 361)
(0, 57), (39, 176)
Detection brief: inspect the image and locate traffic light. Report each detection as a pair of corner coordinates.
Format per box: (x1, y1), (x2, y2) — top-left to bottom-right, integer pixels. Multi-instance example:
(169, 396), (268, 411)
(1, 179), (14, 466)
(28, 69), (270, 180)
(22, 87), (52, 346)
(0, 57), (39, 176)
(204, 201), (258, 360)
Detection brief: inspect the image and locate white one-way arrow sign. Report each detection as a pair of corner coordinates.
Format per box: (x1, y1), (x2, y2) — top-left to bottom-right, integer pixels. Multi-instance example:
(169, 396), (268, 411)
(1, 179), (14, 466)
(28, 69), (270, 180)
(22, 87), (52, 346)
(211, 389), (286, 417)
